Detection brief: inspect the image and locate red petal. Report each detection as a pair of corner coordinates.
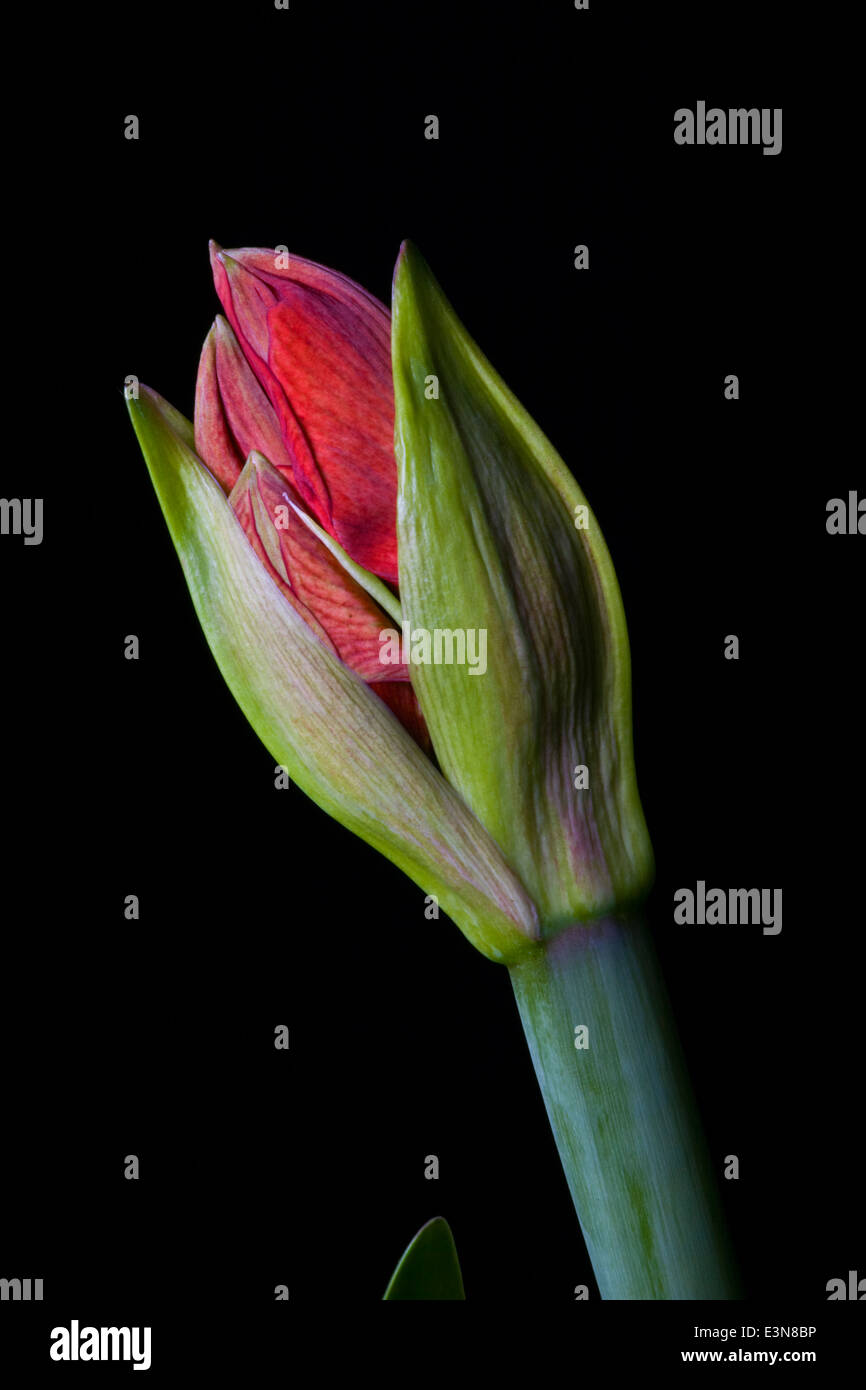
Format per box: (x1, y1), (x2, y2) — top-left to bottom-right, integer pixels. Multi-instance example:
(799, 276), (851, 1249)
(230, 453), (407, 685)
(210, 243), (398, 584)
(195, 316), (297, 497)
(267, 287), (397, 583)
(193, 323), (245, 492)
(209, 242), (275, 365)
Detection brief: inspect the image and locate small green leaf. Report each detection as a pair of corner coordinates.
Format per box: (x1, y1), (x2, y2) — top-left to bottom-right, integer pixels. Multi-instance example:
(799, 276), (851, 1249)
(383, 1218), (466, 1300)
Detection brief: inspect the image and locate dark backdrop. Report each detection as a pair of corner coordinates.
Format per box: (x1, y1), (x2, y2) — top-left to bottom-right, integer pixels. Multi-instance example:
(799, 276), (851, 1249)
(2, 0), (861, 1374)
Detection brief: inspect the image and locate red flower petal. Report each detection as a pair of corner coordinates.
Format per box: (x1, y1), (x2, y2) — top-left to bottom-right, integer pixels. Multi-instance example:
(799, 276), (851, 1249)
(210, 243), (398, 584)
(193, 322), (245, 492)
(230, 452), (409, 688)
(195, 316), (296, 494)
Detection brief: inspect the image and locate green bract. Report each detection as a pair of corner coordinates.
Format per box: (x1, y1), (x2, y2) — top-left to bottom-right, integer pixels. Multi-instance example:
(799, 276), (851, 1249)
(391, 243), (654, 935)
(127, 387), (539, 963)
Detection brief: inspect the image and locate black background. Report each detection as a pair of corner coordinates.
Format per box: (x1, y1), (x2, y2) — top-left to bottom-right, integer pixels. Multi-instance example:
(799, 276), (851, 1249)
(2, 0), (861, 1375)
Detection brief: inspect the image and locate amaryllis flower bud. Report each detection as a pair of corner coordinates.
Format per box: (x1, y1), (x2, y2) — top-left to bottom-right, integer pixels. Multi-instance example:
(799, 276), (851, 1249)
(128, 241), (737, 1302)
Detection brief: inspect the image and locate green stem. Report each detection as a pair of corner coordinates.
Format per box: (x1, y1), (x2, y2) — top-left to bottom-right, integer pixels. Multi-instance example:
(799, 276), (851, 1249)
(508, 914), (741, 1299)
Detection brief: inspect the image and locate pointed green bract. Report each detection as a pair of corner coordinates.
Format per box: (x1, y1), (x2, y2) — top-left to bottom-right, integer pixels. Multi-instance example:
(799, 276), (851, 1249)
(392, 243), (654, 933)
(128, 386), (539, 963)
(383, 1218), (466, 1300)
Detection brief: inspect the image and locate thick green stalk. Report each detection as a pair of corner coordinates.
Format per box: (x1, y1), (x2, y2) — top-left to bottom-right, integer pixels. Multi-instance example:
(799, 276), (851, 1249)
(509, 915), (741, 1299)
